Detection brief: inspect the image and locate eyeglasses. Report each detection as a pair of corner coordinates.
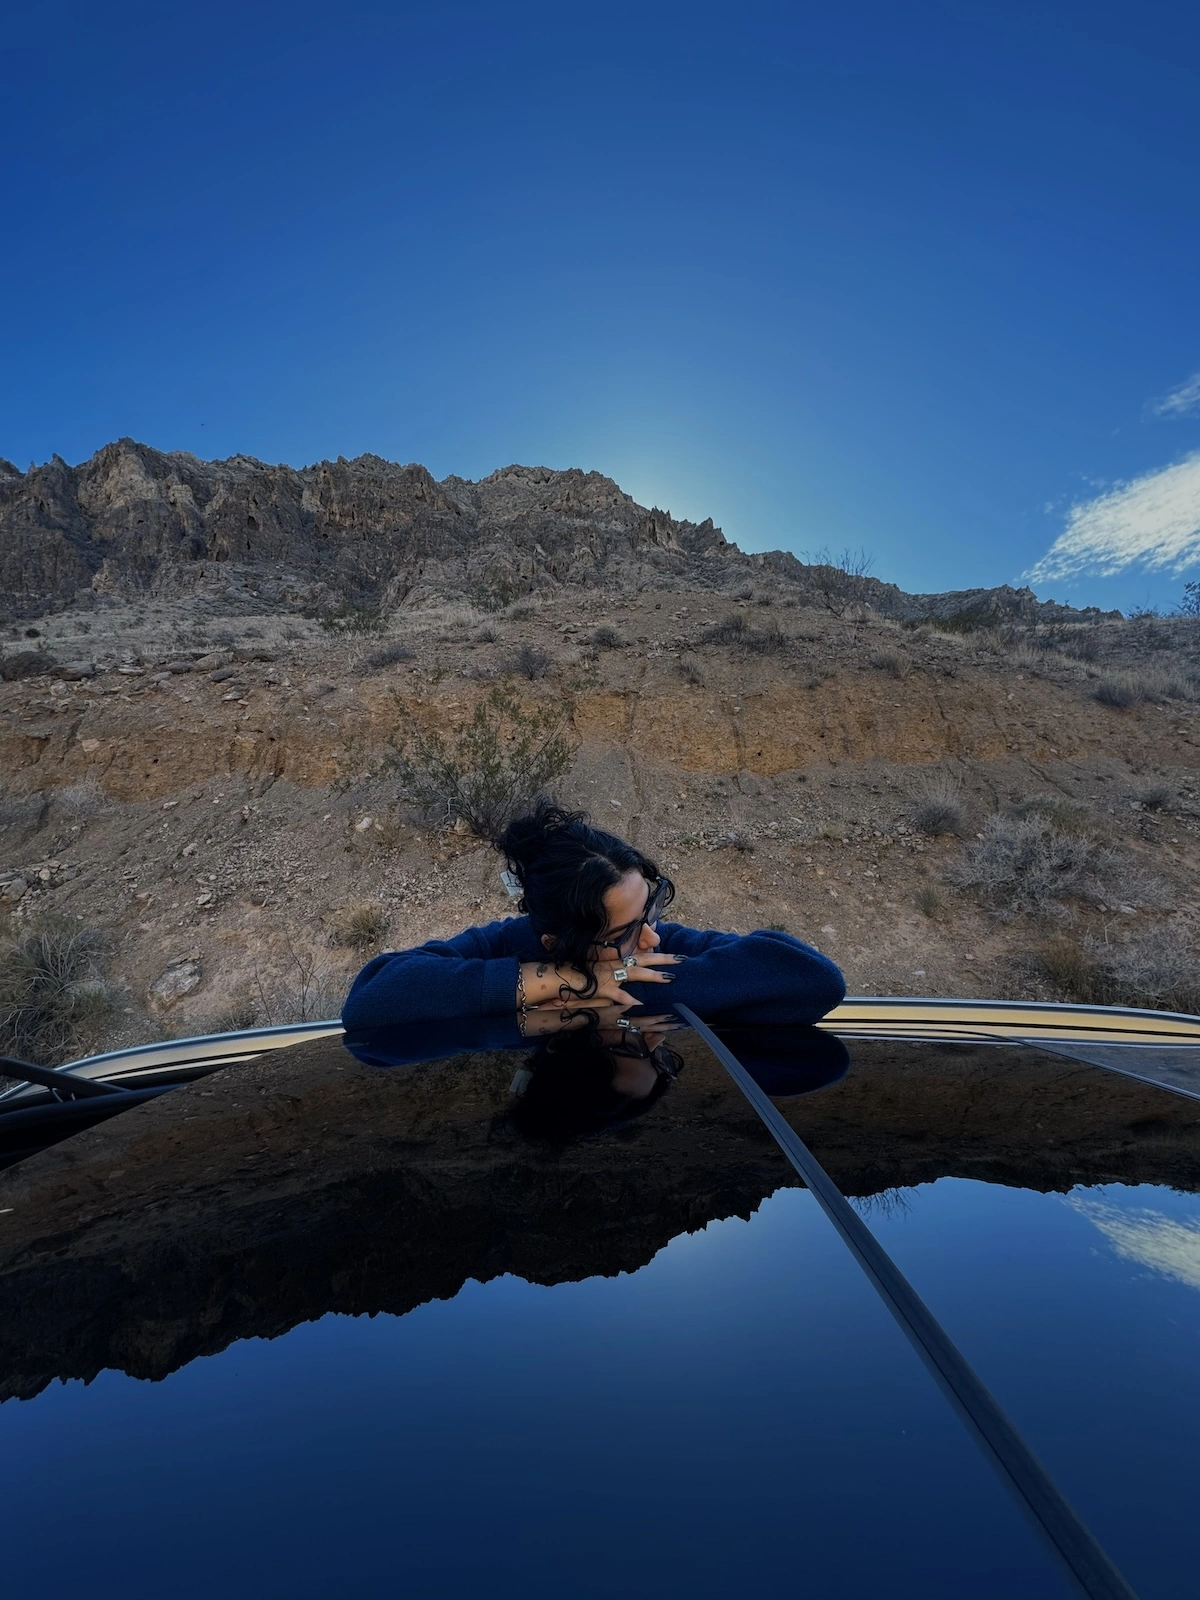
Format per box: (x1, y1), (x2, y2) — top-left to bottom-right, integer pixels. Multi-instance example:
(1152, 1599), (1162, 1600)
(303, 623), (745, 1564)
(609, 1033), (682, 1081)
(598, 876), (673, 960)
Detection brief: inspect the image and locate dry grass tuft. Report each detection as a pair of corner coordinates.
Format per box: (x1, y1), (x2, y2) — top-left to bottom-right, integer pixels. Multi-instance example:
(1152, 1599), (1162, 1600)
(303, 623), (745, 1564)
(0, 915), (118, 1065)
(362, 642), (415, 673)
(912, 775), (965, 837)
(700, 614), (787, 653)
(1136, 784), (1172, 812)
(916, 884), (943, 918)
(1093, 675), (1140, 709)
(327, 901), (391, 951)
(870, 650), (913, 680)
(701, 614), (750, 646)
(1010, 794), (1096, 837)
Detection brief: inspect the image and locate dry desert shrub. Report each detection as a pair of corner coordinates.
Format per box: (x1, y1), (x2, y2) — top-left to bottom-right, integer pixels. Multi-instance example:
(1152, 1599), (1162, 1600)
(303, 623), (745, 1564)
(1093, 675), (1141, 709)
(590, 626), (622, 649)
(870, 650), (913, 680)
(700, 614), (787, 653)
(912, 775), (965, 837)
(362, 642), (415, 673)
(0, 915), (118, 1065)
(700, 614), (750, 646)
(53, 779), (110, 820)
(510, 644), (552, 680)
(743, 626), (789, 654)
(677, 656), (704, 686)
(1010, 794), (1096, 837)
(1061, 631), (1101, 663)
(946, 813), (1098, 918)
(1033, 932), (1200, 1015)
(1010, 647), (1044, 673)
(327, 901), (391, 952)
(252, 941), (347, 1025)
(709, 830), (755, 852)
(916, 885), (943, 918)
(1093, 671), (1195, 709)
(1136, 784), (1172, 812)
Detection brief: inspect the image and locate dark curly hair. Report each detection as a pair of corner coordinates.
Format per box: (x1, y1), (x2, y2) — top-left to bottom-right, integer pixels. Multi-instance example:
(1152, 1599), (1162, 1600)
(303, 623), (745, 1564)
(494, 798), (673, 999)
(507, 1026), (681, 1143)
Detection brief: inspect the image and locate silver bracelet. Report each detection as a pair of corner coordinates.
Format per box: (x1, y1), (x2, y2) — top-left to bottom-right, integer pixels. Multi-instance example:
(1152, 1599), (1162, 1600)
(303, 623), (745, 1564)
(516, 964), (530, 1029)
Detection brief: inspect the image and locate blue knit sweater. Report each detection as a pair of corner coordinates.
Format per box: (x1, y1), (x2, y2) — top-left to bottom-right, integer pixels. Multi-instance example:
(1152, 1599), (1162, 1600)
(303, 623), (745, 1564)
(342, 918), (846, 1029)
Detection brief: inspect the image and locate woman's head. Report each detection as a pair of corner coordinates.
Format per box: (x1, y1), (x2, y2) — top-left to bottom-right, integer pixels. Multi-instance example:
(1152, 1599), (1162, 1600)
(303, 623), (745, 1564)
(495, 799), (674, 986)
(507, 1025), (681, 1142)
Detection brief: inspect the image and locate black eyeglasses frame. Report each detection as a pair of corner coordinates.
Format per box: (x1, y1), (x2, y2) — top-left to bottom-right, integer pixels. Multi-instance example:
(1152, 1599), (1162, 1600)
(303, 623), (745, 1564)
(596, 875), (674, 960)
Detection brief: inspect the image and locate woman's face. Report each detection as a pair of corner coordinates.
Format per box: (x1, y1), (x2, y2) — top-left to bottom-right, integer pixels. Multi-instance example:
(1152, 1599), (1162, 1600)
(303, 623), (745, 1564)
(595, 870), (662, 953)
(540, 869), (663, 959)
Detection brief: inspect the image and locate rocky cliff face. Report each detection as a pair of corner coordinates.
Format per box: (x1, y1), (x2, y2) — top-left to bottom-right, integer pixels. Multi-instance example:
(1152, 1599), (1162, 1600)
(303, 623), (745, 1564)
(1, 439), (1110, 625)
(0, 441), (736, 622)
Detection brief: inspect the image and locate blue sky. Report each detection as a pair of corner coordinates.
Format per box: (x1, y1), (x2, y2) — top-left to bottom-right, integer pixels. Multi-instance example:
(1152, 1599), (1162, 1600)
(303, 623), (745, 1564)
(3, 0), (1198, 612)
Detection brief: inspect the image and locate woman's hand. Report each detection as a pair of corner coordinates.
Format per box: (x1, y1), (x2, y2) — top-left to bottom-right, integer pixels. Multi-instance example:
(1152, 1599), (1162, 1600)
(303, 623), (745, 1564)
(519, 952), (682, 1013)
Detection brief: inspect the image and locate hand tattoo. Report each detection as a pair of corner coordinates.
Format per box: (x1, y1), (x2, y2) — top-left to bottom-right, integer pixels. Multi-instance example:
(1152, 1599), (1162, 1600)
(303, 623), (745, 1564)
(536, 963), (548, 977)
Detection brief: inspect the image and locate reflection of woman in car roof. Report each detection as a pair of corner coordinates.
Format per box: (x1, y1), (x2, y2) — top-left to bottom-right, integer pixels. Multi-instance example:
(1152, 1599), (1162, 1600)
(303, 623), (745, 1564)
(343, 799), (845, 1031)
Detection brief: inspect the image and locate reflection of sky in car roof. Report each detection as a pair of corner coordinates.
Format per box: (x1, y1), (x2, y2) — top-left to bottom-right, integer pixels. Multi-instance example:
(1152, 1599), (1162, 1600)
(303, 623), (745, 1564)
(1, 1018), (1197, 1598)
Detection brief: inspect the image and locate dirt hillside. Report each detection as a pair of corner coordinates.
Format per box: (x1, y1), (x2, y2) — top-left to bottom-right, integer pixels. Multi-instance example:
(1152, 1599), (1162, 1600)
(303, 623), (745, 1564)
(2, 572), (1198, 1058)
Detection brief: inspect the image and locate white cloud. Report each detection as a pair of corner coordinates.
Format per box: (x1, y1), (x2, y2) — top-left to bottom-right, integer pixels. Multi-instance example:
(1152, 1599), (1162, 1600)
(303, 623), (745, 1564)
(1025, 451), (1200, 584)
(1151, 372), (1200, 418)
(1068, 1195), (1200, 1292)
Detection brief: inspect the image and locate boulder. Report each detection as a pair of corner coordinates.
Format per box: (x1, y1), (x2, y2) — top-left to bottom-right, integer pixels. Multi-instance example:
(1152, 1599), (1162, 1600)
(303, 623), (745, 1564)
(148, 958), (202, 1010)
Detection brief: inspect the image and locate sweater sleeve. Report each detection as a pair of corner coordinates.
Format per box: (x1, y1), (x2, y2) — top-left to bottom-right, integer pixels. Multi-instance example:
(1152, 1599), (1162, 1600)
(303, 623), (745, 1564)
(636, 923), (846, 1022)
(342, 921), (522, 1028)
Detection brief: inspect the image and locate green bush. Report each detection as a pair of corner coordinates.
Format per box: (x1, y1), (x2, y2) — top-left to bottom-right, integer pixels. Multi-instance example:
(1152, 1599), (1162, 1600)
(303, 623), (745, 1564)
(385, 682), (577, 838)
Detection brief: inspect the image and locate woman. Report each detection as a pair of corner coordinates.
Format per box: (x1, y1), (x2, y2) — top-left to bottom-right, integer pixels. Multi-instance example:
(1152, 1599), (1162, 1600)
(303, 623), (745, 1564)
(343, 799), (846, 1031)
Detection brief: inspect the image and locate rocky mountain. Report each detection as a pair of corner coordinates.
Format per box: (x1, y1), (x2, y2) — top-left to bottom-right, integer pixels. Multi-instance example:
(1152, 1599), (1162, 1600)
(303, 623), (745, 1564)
(0, 439), (1112, 625)
(0, 440), (732, 623)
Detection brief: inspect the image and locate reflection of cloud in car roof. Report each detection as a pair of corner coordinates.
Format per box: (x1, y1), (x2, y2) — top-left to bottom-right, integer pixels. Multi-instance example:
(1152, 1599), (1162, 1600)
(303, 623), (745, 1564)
(1068, 1194), (1200, 1292)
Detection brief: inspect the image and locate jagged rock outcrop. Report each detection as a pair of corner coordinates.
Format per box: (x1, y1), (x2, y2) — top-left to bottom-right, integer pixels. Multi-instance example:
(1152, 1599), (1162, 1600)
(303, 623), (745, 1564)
(1, 440), (1116, 625)
(0, 441), (738, 622)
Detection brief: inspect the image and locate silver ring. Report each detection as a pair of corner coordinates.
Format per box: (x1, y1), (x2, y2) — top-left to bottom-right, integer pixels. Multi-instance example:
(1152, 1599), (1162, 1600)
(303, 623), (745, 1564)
(626, 955), (638, 968)
(613, 966), (629, 983)
(617, 1018), (641, 1032)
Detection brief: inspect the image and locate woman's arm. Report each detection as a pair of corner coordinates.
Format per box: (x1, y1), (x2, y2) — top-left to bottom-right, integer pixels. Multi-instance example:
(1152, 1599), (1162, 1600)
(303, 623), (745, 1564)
(626, 924), (845, 1021)
(342, 922), (526, 1028)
